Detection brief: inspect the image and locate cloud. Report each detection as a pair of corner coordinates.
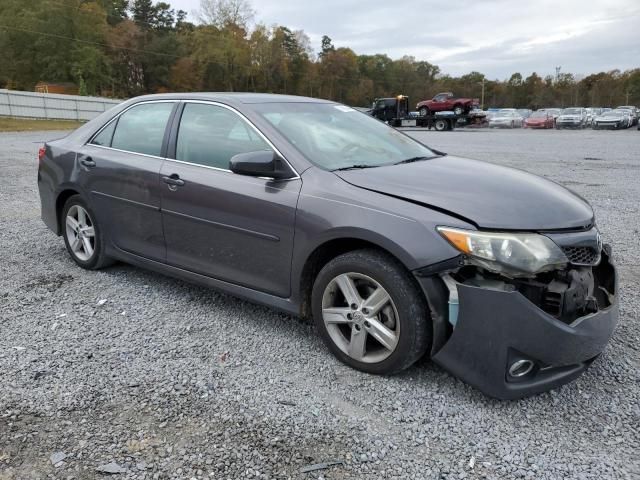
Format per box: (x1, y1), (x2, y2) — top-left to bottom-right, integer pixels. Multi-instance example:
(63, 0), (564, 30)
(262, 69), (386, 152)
(170, 0), (640, 78)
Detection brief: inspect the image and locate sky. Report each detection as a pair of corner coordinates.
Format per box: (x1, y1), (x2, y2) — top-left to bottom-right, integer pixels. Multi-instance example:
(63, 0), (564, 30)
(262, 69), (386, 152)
(170, 0), (640, 80)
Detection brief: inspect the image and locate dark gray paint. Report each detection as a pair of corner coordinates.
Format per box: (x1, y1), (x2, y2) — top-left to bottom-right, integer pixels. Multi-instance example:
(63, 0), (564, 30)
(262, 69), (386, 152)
(336, 156), (595, 231)
(159, 159), (301, 297)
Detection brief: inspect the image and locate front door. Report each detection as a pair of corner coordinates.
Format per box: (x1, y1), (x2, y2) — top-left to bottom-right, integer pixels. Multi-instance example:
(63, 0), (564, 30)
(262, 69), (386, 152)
(78, 101), (176, 260)
(160, 102), (301, 297)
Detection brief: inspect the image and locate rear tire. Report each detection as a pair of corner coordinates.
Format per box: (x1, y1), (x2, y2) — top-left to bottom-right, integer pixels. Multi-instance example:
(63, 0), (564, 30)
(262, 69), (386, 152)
(61, 195), (114, 270)
(312, 249), (431, 375)
(434, 119), (448, 131)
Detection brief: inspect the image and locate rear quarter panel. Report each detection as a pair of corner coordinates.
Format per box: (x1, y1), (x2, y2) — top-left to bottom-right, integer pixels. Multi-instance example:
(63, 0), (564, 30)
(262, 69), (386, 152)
(38, 139), (84, 234)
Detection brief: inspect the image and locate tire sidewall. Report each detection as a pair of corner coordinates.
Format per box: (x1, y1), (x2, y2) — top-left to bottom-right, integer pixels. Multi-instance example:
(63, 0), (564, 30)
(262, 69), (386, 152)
(311, 250), (430, 375)
(61, 195), (106, 270)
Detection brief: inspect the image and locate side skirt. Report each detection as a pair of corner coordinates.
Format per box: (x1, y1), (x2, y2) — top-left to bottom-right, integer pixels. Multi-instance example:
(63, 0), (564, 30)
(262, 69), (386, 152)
(107, 246), (300, 316)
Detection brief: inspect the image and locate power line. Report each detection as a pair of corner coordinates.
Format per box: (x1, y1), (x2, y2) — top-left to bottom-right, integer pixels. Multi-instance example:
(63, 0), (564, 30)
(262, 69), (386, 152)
(0, 24), (183, 58)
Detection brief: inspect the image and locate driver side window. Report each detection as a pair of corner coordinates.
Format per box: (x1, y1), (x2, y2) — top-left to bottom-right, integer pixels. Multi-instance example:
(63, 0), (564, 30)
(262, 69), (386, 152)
(176, 103), (271, 170)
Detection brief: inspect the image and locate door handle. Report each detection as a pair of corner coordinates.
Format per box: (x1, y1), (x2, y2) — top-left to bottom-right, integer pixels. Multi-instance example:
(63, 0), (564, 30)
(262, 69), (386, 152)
(80, 157), (96, 168)
(162, 174), (185, 187)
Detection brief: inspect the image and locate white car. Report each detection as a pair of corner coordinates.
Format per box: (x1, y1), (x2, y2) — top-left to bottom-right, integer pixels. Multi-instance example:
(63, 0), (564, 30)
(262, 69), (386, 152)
(616, 106), (638, 126)
(489, 111), (524, 128)
(555, 108), (587, 129)
(592, 109), (629, 129)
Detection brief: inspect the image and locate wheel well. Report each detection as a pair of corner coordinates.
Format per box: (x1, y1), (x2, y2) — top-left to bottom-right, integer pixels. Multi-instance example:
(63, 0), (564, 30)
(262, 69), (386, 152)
(298, 238), (405, 319)
(55, 189), (79, 232)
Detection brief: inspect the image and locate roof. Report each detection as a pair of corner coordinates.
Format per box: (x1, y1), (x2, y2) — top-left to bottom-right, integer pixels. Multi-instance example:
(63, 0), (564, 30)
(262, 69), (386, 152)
(126, 92), (334, 105)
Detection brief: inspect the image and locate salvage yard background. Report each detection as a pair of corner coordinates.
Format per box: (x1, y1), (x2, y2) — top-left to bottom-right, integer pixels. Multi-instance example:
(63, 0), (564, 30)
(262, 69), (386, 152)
(0, 127), (638, 479)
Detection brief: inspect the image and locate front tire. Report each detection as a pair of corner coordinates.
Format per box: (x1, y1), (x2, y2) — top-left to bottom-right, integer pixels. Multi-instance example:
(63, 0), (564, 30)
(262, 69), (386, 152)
(419, 107), (429, 117)
(453, 105), (464, 115)
(62, 195), (114, 270)
(312, 249), (431, 375)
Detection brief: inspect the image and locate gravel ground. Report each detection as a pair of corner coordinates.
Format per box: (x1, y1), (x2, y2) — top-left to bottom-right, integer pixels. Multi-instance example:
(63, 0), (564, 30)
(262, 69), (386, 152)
(1, 127), (639, 480)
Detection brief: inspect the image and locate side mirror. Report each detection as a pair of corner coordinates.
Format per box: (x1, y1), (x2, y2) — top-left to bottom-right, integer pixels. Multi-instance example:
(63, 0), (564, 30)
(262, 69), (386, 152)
(229, 150), (294, 180)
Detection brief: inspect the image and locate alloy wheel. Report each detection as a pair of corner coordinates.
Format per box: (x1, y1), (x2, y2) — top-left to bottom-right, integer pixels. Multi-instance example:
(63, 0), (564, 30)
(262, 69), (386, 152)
(65, 205), (96, 261)
(321, 272), (400, 363)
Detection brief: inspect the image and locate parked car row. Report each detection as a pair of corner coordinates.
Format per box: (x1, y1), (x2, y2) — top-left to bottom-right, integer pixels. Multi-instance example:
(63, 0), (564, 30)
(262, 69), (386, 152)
(484, 106), (638, 130)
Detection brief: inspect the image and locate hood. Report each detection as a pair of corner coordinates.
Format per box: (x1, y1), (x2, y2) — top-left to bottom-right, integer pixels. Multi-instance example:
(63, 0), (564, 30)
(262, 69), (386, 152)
(335, 156), (594, 231)
(526, 117), (546, 123)
(597, 114), (622, 121)
(559, 114), (581, 119)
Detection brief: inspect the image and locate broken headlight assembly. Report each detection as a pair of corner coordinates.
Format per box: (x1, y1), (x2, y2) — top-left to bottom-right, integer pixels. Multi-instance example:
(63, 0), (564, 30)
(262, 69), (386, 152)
(437, 227), (568, 277)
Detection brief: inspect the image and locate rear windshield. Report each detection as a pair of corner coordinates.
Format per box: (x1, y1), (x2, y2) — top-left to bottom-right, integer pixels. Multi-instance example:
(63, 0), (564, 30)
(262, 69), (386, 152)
(253, 103), (437, 170)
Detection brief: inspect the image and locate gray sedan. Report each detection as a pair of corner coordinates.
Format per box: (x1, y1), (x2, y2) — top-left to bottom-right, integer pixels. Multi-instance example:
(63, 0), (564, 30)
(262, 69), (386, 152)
(37, 93), (617, 399)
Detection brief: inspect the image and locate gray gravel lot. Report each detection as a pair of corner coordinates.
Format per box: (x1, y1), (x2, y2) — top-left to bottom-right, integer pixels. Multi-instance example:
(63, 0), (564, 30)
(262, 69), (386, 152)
(1, 127), (639, 480)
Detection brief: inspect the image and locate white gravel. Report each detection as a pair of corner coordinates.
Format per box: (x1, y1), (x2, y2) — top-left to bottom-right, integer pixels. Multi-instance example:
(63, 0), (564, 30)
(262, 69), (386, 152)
(1, 128), (639, 479)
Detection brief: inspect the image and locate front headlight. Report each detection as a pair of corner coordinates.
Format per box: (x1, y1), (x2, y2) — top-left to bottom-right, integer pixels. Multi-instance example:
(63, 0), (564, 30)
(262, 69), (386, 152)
(437, 227), (568, 277)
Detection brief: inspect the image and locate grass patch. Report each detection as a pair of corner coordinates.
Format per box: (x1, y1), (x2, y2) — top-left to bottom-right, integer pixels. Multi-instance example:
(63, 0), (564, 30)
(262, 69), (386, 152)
(0, 117), (84, 132)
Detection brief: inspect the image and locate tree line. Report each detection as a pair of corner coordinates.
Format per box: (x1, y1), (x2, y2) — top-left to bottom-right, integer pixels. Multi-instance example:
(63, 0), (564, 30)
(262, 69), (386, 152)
(1, 0), (639, 108)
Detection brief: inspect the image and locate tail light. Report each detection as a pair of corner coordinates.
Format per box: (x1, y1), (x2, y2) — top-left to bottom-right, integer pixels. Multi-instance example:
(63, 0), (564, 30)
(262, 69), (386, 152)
(38, 146), (46, 162)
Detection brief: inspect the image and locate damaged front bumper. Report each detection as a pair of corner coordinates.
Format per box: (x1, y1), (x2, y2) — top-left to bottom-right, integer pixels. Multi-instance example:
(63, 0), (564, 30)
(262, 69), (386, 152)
(416, 248), (618, 400)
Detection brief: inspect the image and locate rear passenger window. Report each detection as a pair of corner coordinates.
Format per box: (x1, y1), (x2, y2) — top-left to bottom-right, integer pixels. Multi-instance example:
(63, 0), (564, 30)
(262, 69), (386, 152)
(91, 120), (116, 146)
(176, 103), (271, 170)
(111, 102), (174, 156)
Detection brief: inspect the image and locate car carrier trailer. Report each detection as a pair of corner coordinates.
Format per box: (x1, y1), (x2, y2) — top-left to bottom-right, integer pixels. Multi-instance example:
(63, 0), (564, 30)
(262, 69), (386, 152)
(367, 95), (489, 130)
(369, 95), (459, 131)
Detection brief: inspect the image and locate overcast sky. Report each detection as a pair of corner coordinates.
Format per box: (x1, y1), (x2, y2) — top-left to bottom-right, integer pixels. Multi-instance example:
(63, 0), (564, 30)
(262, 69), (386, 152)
(170, 0), (640, 80)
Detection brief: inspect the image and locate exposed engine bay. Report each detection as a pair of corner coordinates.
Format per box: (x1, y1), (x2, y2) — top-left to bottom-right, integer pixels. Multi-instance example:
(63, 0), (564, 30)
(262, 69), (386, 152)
(446, 246), (616, 325)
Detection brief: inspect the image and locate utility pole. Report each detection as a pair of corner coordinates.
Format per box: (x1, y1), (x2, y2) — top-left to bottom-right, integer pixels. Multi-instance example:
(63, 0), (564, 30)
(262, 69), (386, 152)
(626, 91), (630, 104)
(481, 77), (485, 110)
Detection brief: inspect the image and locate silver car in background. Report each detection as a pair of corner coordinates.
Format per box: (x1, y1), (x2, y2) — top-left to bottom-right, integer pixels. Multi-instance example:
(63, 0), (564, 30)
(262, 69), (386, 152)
(489, 110), (524, 128)
(555, 107), (587, 129)
(592, 109), (629, 129)
(616, 106), (638, 126)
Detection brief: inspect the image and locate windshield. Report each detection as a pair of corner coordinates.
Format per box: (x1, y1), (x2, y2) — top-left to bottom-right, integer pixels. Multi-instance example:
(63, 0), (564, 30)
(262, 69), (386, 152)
(563, 108), (581, 115)
(530, 112), (547, 118)
(253, 103), (437, 170)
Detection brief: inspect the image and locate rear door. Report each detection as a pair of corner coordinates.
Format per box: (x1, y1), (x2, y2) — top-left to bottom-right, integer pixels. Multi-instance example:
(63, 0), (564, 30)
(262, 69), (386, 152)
(159, 101), (301, 297)
(77, 101), (177, 260)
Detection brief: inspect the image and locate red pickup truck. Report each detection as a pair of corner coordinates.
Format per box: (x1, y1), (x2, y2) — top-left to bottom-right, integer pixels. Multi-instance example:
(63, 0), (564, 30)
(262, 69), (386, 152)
(416, 92), (480, 116)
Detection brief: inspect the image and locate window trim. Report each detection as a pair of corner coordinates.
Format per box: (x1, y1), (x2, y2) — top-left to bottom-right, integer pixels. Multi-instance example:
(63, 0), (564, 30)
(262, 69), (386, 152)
(166, 100), (300, 179)
(86, 100), (178, 160)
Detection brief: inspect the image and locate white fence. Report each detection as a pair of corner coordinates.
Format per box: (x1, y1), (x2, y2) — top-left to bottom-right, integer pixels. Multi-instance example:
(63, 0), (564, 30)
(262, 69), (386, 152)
(0, 89), (122, 121)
